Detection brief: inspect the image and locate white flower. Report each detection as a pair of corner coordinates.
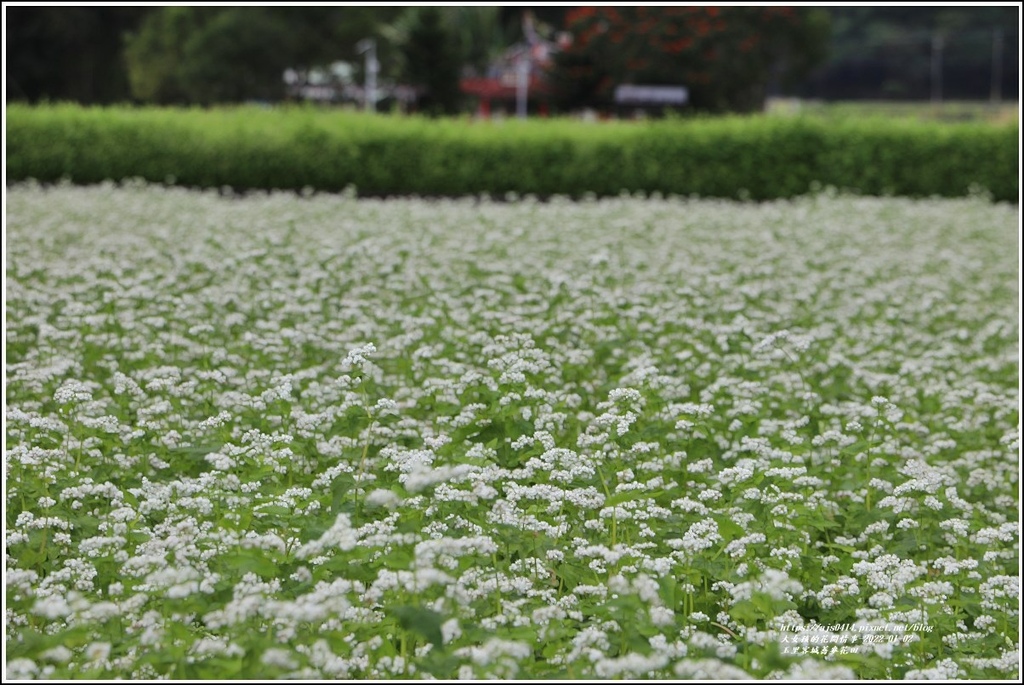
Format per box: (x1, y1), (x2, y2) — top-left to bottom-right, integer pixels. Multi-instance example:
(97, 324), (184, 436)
(345, 343), (377, 368)
(442, 618), (462, 644)
(671, 519), (721, 555)
(84, 641), (111, 663)
(32, 595), (72, 620)
(595, 651), (669, 678)
(5, 659), (39, 680)
(261, 647), (298, 669)
(783, 660), (856, 680)
(365, 488), (401, 509)
(650, 605), (675, 627)
(53, 379), (93, 405)
(674, 658), (752, 679)
(39, 646), (73, 663)
(294, 513), (357, 559)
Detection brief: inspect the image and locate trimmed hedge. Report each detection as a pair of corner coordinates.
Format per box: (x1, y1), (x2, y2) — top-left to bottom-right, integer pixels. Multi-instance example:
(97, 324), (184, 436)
(5, 104), (1019, 201)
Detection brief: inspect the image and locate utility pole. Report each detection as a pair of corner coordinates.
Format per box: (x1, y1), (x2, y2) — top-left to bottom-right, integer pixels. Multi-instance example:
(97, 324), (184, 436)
(930, 31), (943, 104)
(991, 28), (1003, 103)
(516, 52), (529, 119)
(356, 38), (378, 112)
(518, 9), (536, 119)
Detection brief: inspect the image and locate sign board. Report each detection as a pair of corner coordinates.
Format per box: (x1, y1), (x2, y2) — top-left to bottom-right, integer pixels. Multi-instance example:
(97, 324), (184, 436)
(614, 84), (689, 106)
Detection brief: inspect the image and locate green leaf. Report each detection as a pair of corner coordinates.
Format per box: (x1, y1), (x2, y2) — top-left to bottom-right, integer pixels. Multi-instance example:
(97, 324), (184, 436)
(195, 657), (244, 679)
(421, 652), (461, 679)
(255, 505), (292, 518)
(482, 624), (537, 646)
(167, 444), (223, 458)
(389, 605), (445, 650)
(217, 550), (277, 578)
(824, 542), (857, 554)
(17, 546), (46, 569)
(330, 474), (355, 514)
(804, 516), (841, 533)
(713, 515), (745, 542)
(729, 598), (761, 625)
(606, 488), (664, 507)
(659, 575), (679, 609)
(555, 562), (584, 591)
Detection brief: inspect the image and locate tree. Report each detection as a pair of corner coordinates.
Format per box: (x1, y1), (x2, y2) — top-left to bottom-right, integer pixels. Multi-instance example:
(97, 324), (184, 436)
(123, 7), (405, 105)
(803, 7), (1018, 100)
(124, 6), (205, 104)
(399, 8), (462, 115)
(547, 6), (830, 113)
(177, 9), (296, 104)
(446, 6), (507, 77)
(6, 6), (152, 103)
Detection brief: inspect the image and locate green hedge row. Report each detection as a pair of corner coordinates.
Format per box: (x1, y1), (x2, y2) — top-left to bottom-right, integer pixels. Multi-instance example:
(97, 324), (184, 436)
(6, 104), (1019, 202)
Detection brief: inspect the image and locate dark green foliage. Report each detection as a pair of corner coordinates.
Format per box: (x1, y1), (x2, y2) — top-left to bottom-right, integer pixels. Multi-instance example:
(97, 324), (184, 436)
(5, 104), (1018, 202)
(5, 6), (152, 104)
(805, 6), (1019, 100)
(123, 7), (205, 105)
(175, 9), (295, 105)
(401, 8), (463, 116)
(121, 6), (405, 105)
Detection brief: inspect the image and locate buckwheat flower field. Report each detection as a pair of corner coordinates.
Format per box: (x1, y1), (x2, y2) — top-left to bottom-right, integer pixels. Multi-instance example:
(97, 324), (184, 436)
(4, 182), (1019, 679)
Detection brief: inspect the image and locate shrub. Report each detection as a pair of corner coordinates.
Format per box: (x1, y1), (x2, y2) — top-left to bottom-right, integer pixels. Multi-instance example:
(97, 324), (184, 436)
(5, 104), (1017, 201)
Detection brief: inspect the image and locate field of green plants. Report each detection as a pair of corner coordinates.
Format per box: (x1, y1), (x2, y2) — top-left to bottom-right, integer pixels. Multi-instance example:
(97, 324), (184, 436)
(5, 182), (1020, 679)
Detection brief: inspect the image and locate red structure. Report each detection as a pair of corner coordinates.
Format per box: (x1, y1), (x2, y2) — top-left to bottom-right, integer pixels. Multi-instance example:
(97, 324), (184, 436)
(459, 13), (559, 117)
(460, 68), (553, 117)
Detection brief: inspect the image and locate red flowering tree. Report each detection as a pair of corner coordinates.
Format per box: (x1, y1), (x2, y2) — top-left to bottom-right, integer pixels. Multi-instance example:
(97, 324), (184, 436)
(548, 6), (829, 113)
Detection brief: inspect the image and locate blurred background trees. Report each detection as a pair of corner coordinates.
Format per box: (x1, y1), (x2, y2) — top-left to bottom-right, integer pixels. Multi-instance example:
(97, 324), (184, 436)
(546, 6), (829, 112)
(6, 6), (149, 104)
(802, 6), (1018, 101)
(5, 5), (1019, 111)
(393, 7), (463, 115)
(120, 6), (404, 105)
